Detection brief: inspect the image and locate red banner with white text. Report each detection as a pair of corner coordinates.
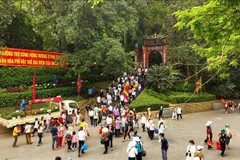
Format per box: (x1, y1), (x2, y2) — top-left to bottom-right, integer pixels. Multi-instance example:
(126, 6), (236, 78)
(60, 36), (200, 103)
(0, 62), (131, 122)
(0, 48), (65, 68)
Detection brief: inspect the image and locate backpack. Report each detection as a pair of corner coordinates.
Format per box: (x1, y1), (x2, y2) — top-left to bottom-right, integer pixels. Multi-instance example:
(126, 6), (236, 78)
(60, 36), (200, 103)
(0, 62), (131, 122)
(136, 141), (143, 153)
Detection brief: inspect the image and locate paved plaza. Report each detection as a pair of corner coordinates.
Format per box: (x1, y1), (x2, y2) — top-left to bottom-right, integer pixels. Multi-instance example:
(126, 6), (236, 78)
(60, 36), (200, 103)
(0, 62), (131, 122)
(0, 109), (240, 160)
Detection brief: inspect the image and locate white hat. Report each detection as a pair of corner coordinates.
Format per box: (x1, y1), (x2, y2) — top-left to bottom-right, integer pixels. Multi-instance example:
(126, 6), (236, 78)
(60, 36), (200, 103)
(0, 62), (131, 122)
(133, 136), (140, 142)
(159, 119), (164, 123)
(128, 141), (136, 147)
(205, 121), (212, 126)
(102, 127), (109, 133)
(149, 120), (153, 124)
(197, 145), (203, 150)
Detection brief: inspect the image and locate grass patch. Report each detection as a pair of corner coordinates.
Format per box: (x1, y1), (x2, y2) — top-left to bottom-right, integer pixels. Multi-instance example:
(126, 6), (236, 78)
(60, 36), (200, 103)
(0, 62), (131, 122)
(147, 89), (216, 103)
(129, 90), (169, 112)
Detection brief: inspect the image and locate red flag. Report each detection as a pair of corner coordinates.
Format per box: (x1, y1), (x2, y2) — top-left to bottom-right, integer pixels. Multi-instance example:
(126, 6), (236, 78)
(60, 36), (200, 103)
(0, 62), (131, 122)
(77, 74), (82, 93)
(32, 70), (36, 100)
(123, 82), (129, 102)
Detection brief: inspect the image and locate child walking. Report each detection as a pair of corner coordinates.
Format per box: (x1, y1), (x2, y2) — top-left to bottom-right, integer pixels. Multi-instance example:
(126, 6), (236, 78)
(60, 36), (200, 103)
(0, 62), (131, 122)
(72, 131), (78, 151)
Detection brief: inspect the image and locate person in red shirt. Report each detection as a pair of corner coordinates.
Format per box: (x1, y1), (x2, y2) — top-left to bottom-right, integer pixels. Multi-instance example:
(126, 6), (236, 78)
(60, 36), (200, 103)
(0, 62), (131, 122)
(50, 117), (56, 127)
(57, 115), (63, 125)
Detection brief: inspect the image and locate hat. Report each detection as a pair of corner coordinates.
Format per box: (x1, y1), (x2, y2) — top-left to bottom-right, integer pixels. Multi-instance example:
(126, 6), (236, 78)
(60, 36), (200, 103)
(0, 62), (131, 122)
(221, 129), (226, 134)
(225, 124), (230, 127)
(102, 127), (109, 133)
(197, 145), (203, 150)
(128, 141), (136, 147)
(68, 126), (73, 131)
(205, 121), (212, 126)
(149, 120), (153, 124)
(159, 119), (164, 123)
(133, 136), (141, 142)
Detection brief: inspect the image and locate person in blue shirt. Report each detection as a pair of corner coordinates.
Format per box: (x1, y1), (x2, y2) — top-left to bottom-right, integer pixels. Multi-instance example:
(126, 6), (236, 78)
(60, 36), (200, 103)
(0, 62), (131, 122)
(20, 100), (28, 111)
(88, 87), (93, 99)
(53, 75), (58, 84)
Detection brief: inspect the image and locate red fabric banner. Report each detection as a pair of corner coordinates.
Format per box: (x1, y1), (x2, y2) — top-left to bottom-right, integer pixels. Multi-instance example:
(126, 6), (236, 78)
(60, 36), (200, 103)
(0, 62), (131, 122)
(77, 74), (82, 93)
(32, 70), (36, 100)
(0, 48), (65, 68)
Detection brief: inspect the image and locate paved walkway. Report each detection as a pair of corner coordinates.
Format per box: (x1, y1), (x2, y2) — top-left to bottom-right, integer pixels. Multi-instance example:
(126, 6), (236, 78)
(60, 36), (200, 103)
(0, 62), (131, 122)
(0, 109), (240, 160)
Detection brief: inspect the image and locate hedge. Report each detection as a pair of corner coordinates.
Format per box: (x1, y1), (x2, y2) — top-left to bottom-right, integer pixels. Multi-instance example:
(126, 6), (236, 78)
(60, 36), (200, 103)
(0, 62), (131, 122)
(0, 85), (89, 108)
(129, 90), (169, 112)
(164, 92), (216, 103)
(0, 67), (115, 88)
(147, 89), (216, 103)
(0, 67), (76, 88)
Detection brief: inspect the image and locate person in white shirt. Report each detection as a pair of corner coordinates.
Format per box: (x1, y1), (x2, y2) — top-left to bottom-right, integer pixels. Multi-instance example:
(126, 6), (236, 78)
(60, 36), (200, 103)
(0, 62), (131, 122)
(32, 118), (39, 137)
(45, 112), (51, 133)
(177, 106), (182, 120)
(186, 140), (196, 160)
(141, 113), (147, 132)
(78, 127), (87, 157)
(126, 141), (138, 159)
(88, 109), (94, 126)
(97, 96), (101, 107)
(158, 119), (165, 135)
(106, 115), (113, 125)
(149, 120), (155, 140)
(24, 122), (32, 144)
(120, 94), (124, 105)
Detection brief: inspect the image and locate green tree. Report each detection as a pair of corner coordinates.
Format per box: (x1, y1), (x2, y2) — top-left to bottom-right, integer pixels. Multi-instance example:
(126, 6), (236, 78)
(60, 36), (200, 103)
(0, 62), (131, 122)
(175, 0), (240, 79)
(146, 65), (182, 92)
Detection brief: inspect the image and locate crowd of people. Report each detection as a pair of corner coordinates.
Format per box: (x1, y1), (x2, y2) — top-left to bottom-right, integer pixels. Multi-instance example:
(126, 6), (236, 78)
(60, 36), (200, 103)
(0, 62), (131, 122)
(11, 69), (238, 160)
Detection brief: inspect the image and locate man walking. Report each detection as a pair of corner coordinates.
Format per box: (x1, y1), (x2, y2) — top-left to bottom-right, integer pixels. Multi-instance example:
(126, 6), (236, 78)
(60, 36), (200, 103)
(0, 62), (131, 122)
(177, 106), (182, 120)
(159, 133), (168, 160)
(12, 124), (20, 147)
(78, 127), (87, 157)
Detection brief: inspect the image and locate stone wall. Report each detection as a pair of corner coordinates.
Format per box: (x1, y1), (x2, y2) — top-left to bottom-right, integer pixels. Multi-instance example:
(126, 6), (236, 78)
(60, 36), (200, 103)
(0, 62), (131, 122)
(169, 100), (224, 114)
(0, 124), (11, 134)
(148, 100), (224, 118)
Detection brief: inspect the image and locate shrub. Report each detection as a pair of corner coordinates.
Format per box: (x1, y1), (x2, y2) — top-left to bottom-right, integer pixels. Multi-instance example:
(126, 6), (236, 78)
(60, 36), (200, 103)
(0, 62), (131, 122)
(165, 92), (216, 103)
(171, 82), (196, 92)
(147, 89), (215, 103)
(129, 90), (169, 112)
(0, 85), (89, 108)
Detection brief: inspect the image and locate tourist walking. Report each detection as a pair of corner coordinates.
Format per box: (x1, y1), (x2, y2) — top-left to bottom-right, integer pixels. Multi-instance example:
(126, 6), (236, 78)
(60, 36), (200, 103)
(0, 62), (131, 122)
(24, 122), (32, 144)
(126, 140), (138, 160)
(71, 110), (77, 126)
(158, 119), (165, 136)
(159, 133), (168, 160)
(37, 123), (44, 146)
(193, 146), (204, 160)
(45, 111), (51, 132)
(108, 125), (114, 151)
(225, 124), (232, 149)
(204, 121), (213, 149)
(219, 129), (227, 157)
(186, 140), (196, 160)
(12, 124), (20, 147)
(140, 113), (147, 132)
(78, 127), (87, 157)
(57, 124), (64, 149)
(32, 118), (39, 137)
(171, 107), (177, 120)
(51, 124), (58, 151)
(102, 127), (110, 154)
(177, 106), (182, 120)
(149, 120), (155, 140)
(158, 106), (164, 120)
(133, 136), (143, 160)
(72, 131), (78, 151)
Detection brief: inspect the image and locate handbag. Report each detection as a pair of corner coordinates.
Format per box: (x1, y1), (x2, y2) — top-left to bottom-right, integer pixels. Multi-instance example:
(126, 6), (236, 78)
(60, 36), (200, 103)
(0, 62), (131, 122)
(207, 140), (212, 146)
(81, 143), (88, 151)
(100, 138), (104, 145)
(142, 150), (146, 157)
(216, 142), (221, 150)
(154, 129), (159, 134)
